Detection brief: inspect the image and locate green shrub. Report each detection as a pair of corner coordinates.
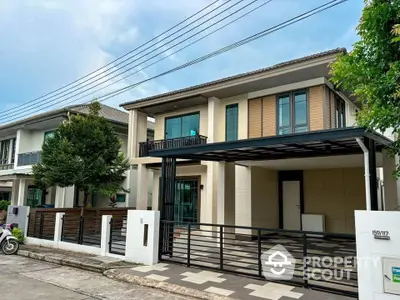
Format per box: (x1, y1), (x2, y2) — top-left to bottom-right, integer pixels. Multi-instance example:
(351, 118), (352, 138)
(0, 200), (10, 211)
(12, 228), (24, 243)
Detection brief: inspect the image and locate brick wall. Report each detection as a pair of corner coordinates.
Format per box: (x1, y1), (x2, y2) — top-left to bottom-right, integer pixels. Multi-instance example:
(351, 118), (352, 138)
(248, 98), (262, 138)
(262, 95), (276, 136)
(309, 85), (325, 131)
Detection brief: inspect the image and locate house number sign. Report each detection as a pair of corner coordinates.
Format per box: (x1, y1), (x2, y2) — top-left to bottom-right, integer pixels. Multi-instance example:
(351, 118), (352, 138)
(372, 230), (390, 240)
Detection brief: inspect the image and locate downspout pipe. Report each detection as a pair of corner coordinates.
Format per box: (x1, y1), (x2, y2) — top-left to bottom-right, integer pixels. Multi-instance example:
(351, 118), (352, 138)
(356, 138), (371, 211)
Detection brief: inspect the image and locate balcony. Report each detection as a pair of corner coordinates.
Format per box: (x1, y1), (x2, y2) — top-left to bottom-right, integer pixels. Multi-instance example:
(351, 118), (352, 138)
(17, 151), (41, 167)
(139, 135), (207, 157)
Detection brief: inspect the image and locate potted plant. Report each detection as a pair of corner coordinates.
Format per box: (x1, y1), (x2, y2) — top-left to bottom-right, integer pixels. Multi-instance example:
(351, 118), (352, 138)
(0, 200), (11, 226)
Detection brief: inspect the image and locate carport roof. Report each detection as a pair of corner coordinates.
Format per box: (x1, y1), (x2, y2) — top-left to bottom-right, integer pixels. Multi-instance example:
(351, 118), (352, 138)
(148, 127), (392, 162)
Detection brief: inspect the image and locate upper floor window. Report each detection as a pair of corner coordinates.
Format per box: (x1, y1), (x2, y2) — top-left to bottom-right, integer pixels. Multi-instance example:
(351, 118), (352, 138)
(226, 104), (238, 141)
(277, 90), (308, 135)
(0, 138), (15, 166)
(165, 112), (200, 139)
(336, 97), (346, 128)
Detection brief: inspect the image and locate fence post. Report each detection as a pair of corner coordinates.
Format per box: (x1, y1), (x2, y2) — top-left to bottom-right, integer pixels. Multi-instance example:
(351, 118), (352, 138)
(187, 223), (191, 267)
(303, 233), (309, 288)
(54, 213), (65, 246)
(78, 216), (84, 244)
(24, 207), (31, 238)
(258, 229), (262, 277)
(101, 215), (112, 256)
(39, 213), (44, 239)
(219, 226), (224, 271)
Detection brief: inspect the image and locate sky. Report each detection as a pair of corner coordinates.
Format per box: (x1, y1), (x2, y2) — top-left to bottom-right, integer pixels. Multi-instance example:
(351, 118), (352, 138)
(0, 0), (364, 122)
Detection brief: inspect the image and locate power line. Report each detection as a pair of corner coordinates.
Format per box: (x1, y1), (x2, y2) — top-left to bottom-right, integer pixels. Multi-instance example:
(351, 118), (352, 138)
(2, 0), (350, 124)
(2, 0), (263, 122)
(0, 0), (237, 118)
(44, 0), (274, 108)
(0, 0), (222, 116)
(97, 0), (350, 103)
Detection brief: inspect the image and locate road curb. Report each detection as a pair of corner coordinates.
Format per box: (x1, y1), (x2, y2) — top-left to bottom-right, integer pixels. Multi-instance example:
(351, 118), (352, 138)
(18, 249), (106, 273)
(104, 269), (237, 300)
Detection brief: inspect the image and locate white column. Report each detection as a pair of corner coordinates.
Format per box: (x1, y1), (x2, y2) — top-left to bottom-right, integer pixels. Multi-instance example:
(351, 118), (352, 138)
(235, 165), (252, 235)
(55, 186), (75, 208)
(54, 212), (65, 244)
(126, 167), (137, 208)
(151, 170), (160, 211)
(127, 109), (148, 159)
(125, 210), (160, 265)
(100, 215), (112, 256)
(205, 162), (216, 224)
(10, 179), (20, 205)
(17, 178), (27, 206)
(383, 150), (399, 210)
(128, 110), (139, 159)
(136, 164), (148, 210)
(217, 162), (225, 225)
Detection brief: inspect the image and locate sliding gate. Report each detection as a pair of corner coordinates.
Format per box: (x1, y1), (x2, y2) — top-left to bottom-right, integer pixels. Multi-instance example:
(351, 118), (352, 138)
(159, 220), (358, 298)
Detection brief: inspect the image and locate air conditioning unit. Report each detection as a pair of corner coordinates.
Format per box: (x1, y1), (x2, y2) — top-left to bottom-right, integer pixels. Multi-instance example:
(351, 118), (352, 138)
(302, 214), (325, 233)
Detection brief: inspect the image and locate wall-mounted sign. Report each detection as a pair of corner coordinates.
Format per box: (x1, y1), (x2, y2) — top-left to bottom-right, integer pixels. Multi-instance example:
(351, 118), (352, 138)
(372, 230), (390, 240)
(392, 267), (400, 283)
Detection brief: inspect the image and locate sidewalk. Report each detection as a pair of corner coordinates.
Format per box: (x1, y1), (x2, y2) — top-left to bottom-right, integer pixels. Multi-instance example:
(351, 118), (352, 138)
(19, 245), (354, 300)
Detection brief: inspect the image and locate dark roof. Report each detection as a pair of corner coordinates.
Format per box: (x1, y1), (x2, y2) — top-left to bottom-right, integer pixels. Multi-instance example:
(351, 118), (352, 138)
(147, 127), (392, 162)
(0, 103), (129, 131)
(121, 48), (346, 107)
(70, 103), (129, 124)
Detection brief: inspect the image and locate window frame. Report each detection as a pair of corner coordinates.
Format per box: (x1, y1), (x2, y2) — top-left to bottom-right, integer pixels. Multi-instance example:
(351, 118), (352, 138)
(225, 103), (239, 141)
(276, 89), (309, 135)
(164, 111), (200, 139)
(335, 96), (346, 128)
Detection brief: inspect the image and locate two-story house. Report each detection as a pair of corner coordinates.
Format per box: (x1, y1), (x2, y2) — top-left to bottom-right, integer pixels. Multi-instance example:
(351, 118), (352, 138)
(0, 104), (154, 209)
(121, 48), (398, 236)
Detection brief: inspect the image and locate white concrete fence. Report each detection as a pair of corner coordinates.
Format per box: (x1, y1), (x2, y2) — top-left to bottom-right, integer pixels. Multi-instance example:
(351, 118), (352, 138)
(25, 210), (160, 265)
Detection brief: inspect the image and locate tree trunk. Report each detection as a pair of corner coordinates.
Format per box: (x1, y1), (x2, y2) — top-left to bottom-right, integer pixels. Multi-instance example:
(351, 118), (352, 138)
(81, 191), (89, 217)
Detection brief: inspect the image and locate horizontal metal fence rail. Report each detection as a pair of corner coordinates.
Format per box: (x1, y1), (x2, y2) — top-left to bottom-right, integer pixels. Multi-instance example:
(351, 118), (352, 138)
(109, 216), (127, 255)
(61, 215), (102, 247)
(159, 221), (358, 298)
(27, 213), (56, 240)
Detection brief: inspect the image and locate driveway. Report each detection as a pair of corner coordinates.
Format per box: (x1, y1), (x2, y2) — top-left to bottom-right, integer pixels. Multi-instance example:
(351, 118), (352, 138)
(0, 254), (192, 300)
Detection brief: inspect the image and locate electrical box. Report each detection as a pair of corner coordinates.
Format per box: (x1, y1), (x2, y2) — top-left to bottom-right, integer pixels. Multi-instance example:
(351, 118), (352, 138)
(383, 257), (400, 295)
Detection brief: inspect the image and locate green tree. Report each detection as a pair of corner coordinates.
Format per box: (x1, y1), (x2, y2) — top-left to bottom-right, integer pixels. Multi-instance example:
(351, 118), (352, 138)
(33, 101), (129, 214)
(330, 0), (400, 176)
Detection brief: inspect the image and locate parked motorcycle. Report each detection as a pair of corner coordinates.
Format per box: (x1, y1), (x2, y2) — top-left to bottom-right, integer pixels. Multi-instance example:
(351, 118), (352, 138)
(0, 224), (19, 255)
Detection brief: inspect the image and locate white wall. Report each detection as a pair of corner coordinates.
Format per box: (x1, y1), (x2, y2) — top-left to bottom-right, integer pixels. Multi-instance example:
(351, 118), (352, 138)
(355, 210), (400, 300)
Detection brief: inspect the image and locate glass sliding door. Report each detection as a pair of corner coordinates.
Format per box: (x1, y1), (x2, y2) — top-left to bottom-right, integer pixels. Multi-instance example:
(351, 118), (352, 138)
(174, 179), (199, 224)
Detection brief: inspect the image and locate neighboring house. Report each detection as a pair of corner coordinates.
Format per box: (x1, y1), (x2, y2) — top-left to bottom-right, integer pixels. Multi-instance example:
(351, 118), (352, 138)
(0, 104), (154, 209)
(121, 48), (398, 235)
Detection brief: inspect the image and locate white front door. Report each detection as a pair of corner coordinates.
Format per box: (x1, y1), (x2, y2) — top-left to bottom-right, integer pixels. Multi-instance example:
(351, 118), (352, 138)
(282, 181), (301, 230)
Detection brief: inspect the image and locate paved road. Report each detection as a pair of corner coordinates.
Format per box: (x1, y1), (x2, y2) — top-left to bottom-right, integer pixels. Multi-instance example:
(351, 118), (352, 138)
(0, 254), (191, 300)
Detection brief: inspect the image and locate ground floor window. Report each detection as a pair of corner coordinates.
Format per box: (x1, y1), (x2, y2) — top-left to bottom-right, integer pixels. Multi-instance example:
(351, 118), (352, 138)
(26, 186), (44, 208)
(0, 191), (10, 201)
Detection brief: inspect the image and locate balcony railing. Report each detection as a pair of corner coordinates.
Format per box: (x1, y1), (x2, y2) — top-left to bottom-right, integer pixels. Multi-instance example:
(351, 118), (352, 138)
(0, 163), (13, 170)
(17, 151), (41, 166)
(139, 135), (207, 157)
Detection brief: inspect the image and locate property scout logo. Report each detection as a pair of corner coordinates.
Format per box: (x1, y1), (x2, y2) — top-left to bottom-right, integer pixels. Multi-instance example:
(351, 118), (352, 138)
(261, 245), (296, 280)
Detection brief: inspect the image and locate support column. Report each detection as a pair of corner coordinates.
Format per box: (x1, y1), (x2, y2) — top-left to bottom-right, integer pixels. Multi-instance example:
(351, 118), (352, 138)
(126, 167), (137, 208)
(127, 109), (148, 159)
(368, 139), (378, 210)
(235, 165), (252, 235)
(136, 164), (148, 210)
(383, 150), (399, 210)
(151, 170), (160, 211)
(17, 178), (27, 206)
(217, 162), (225, 225)
(10, 179), (20, 205)
(100, 215), (112, 256)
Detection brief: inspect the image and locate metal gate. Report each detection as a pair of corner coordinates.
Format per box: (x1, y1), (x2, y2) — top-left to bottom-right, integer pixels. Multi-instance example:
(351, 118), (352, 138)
(159, 220), (358, 298)
(109, 216), (127, 255)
